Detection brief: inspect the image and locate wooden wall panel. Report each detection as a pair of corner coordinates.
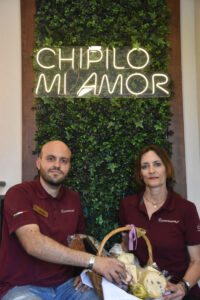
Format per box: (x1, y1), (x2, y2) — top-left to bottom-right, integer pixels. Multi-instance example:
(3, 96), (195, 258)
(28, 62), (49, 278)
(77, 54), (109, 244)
(21, 0), (186, 197)
(167, 0), (186, 197)
(21, 0), (37, 181)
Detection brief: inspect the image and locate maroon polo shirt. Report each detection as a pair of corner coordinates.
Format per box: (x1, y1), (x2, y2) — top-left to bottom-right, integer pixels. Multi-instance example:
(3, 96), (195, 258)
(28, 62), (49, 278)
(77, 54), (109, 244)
(119, 190), (200, 296)
(0, 178), (85, 298)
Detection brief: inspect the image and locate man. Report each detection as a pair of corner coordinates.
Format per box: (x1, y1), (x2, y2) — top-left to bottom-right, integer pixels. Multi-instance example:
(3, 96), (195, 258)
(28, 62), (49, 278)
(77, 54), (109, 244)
(0, 140), (126, 300)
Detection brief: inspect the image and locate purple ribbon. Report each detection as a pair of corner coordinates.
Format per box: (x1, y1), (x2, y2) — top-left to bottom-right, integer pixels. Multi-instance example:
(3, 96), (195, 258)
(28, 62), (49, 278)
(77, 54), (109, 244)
(127, 224), (138, 251)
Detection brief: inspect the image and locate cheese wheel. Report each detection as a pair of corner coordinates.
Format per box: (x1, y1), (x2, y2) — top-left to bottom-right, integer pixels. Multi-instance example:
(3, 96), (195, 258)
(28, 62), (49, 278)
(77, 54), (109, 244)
(143, 271), (166, 298)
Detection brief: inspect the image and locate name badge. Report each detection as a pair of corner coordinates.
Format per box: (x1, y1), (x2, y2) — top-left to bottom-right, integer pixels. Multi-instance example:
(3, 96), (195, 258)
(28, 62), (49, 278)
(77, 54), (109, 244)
(33, 204), (48, 218)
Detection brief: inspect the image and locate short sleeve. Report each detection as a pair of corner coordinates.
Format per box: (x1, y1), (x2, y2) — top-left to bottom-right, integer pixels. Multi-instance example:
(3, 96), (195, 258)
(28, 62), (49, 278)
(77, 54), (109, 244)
(184, 202), (200, 245)
(4, 186), (38, 235)
(74, 193), (86, 234)
(76, 204), (86, 234)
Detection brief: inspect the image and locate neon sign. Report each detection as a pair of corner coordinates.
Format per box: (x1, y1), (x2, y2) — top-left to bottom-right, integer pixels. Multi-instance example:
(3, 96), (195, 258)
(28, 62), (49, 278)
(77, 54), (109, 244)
(35, 46), (170, 98)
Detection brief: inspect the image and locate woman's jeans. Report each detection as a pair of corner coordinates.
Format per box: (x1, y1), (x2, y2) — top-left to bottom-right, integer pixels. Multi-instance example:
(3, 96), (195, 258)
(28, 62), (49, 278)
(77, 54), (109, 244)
(1, 277), (101, 300)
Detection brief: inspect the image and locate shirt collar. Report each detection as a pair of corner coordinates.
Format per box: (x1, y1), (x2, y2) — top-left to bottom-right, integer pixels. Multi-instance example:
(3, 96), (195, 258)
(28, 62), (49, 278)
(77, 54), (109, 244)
(138, 189), (175, 212)
(162, 189), (175, 211)
(34, 176), (65, 200)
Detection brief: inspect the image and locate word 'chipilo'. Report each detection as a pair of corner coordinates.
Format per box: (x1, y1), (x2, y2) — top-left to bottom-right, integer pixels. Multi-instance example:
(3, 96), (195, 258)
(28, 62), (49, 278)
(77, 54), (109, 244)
(35, 46), (170, 98)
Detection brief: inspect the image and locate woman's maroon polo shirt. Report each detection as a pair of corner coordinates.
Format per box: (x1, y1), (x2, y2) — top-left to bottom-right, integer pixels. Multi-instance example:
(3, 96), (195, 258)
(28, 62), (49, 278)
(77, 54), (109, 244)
(0, 178), (85, 298)
(119, 190), (200, 296)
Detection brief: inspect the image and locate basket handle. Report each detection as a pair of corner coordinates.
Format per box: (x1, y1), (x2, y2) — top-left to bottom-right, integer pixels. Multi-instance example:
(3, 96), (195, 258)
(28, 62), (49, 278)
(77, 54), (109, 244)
(97, 226), (153, 265)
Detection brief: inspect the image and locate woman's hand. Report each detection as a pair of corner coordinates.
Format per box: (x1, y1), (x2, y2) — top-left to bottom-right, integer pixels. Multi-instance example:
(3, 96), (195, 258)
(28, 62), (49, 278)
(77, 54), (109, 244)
(73, 275), (90, 293)
(163, 281), (186, 300)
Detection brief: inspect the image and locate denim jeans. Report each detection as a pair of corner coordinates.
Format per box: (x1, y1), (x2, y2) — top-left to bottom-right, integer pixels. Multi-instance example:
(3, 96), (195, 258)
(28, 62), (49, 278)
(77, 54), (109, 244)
(1, 277), (101, 300)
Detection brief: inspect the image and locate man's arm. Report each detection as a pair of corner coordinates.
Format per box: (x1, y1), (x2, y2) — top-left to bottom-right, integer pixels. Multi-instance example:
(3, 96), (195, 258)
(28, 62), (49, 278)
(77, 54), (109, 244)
(16, 224), (126, 284)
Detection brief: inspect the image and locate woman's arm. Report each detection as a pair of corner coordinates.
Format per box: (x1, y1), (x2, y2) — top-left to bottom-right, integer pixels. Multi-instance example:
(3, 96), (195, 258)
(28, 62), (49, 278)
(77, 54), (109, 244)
(164, 244), (200, 300)
(182, 244), (200, 287)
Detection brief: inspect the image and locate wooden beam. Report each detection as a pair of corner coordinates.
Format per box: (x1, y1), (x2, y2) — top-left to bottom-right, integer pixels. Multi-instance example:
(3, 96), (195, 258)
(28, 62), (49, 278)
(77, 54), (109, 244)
(167, 0), (187, 197)
(21, 0), (37, 181)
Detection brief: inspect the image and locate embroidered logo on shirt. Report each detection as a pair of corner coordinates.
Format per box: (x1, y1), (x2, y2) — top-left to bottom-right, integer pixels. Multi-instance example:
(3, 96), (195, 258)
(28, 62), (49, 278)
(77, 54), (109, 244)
(33, 205), (48, 218)
(197, 224), (200, 232)
(13, 210), (30, 217)
(61, 209), (75, 213)
(158, 218), (179, 224)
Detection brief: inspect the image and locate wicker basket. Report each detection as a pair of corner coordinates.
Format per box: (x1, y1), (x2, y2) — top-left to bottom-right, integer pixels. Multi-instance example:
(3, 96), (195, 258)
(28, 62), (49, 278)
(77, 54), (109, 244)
(89, 226), (153, 299)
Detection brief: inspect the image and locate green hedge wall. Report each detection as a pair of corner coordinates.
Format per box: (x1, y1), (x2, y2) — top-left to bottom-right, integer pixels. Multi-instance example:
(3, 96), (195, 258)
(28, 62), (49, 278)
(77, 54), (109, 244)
(34, 0), (173, 241)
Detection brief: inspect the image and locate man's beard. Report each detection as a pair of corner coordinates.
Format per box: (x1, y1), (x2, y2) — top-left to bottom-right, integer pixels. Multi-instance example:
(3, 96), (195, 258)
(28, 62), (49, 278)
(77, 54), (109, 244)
(40, 167), (66, 187)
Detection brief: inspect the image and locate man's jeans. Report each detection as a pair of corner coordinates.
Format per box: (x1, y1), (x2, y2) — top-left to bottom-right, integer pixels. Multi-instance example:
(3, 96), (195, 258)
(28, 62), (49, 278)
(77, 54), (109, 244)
(1, 277), (101, 300)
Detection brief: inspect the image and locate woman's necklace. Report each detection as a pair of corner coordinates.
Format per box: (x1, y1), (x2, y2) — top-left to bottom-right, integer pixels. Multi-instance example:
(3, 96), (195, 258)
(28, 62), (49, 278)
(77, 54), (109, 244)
(143, 196), (164, 209)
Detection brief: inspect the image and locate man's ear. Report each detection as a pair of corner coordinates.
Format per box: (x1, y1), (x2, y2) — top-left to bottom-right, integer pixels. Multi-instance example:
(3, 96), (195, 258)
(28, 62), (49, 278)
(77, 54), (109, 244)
(36, 157), (41, 170)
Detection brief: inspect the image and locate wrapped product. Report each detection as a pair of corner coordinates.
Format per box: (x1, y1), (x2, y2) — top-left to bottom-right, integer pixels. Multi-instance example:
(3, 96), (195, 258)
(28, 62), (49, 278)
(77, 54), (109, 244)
(117, 253), (135, 265)
(109, 243), (124, 257)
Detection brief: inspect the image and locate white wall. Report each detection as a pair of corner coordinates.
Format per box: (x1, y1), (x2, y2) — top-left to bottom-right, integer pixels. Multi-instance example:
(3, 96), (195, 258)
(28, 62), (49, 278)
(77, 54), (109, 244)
(0, 0), (200, 215)
(195, 0), (200, 142)
(0, 0), (22, 196)
(180, 0), (200, 214)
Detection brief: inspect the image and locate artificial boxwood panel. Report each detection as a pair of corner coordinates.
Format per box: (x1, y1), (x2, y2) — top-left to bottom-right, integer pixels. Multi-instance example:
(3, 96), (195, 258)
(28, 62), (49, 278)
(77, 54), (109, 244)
(34, 0), (172, 241)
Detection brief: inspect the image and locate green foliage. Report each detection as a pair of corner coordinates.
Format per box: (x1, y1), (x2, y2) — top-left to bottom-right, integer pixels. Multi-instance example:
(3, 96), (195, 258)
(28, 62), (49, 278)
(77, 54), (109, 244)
(34, 0), (172, 241)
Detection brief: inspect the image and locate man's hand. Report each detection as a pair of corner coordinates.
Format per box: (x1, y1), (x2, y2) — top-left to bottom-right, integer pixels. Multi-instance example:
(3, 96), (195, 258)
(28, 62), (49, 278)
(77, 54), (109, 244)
(73, 276), (90, 293)
(93, 256), (126, 284)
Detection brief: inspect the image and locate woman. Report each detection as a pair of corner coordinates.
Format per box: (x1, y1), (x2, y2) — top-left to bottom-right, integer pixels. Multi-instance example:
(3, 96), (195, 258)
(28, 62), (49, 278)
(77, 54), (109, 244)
(119, 145), (200, 300)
